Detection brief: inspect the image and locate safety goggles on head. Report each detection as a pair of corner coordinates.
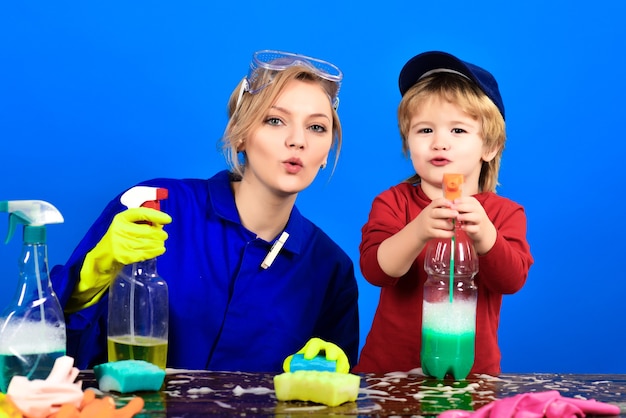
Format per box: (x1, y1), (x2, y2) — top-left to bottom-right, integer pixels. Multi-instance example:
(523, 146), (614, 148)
(236, 50), (343, 110)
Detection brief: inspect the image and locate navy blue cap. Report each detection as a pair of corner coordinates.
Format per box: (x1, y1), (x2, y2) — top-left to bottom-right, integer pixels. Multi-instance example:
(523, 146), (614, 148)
(398, 51), (505, 120)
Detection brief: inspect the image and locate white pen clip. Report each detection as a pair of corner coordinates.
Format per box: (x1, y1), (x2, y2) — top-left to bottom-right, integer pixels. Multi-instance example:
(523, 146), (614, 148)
(261, 231), (289, 269)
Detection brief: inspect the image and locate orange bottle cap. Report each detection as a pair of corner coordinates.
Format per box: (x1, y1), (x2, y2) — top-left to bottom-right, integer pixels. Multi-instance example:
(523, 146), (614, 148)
(443, 174), (464, 200)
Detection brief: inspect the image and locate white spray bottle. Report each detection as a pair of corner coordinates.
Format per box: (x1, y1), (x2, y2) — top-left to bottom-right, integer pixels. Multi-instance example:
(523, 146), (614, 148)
(107, 186), (169, 369)
(0, 200), (65, 393)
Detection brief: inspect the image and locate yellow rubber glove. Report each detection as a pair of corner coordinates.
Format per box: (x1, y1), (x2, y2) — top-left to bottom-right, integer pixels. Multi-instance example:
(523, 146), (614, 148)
(66, 207), (172, 312)
(283, 337), (350, 374)
(0, 393), (22, 418)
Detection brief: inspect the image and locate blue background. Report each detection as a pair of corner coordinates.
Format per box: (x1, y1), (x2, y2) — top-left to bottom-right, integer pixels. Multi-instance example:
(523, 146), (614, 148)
(1, 1), (624, 373)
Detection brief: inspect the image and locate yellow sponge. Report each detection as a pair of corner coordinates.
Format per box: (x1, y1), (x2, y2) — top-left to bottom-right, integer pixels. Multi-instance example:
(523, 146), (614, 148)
(94, 360), (165, 393)
(273, 370), (360, 407)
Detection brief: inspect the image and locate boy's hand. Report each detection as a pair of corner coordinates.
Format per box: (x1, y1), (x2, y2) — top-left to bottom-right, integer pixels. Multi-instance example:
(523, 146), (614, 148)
(413, 197), (458, 245)
(452, 196), (497, 255)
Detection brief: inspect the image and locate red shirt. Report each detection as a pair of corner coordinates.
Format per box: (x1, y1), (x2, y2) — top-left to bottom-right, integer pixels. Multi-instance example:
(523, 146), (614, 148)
(353, 182), (533, 375)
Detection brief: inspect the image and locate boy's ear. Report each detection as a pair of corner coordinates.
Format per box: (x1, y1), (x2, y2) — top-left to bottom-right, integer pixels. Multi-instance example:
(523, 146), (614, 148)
(482, 145), (500, 162)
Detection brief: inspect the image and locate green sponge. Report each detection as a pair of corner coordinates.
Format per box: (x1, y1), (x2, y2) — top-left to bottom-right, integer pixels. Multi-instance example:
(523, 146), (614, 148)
(94, 360), (166, 393)
(273, 370), (360, 407)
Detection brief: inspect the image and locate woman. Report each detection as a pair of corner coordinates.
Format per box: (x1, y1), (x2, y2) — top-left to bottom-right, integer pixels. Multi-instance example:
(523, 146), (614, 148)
(51, 50), (359, 372)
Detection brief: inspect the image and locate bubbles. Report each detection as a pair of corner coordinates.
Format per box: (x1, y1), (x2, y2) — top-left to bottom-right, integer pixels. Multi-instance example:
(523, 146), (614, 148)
(422, 300), (476, 333)
(0, 321), (65, 354)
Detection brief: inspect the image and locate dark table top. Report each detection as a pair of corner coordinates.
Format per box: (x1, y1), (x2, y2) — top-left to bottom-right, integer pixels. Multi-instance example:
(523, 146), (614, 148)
(80, 369), (626, 417)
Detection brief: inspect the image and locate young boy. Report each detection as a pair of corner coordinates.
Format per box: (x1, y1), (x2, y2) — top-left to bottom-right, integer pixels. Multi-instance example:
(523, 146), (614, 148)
(354, 51), (533, 376)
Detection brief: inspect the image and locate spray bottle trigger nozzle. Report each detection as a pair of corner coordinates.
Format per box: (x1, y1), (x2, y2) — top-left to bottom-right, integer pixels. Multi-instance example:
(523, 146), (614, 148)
(5, 212), (39, 244)
(120, 186), (168, 210)
(0, 200), (64, 244)
(5, 213), (25, 244)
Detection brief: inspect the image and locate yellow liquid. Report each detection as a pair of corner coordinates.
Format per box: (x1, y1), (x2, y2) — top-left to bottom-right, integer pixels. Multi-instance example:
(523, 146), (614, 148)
(107, 335), (168, 369)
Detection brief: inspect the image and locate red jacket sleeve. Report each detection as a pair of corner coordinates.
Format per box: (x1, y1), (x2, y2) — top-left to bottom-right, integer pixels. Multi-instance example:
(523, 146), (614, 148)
(476, 196), (533, 294)
(359, 184), (426, 287)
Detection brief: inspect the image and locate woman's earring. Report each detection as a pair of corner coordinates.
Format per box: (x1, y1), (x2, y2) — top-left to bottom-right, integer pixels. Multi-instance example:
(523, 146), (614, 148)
(320, 161), (327, 169)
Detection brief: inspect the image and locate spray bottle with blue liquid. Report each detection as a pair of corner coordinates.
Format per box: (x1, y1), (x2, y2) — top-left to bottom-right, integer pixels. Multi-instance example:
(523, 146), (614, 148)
(107, 186), (169, 369)
(0, 200), (65, 393)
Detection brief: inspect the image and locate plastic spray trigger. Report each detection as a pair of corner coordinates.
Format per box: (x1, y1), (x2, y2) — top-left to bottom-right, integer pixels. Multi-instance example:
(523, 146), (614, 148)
(121, 186), (168, 211)
(443, 173), (464, 200)
(0, 200), (64, 243)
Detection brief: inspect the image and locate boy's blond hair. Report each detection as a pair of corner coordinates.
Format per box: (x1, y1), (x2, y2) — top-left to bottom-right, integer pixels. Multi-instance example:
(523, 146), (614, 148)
(398, 73), (505, 193)
(222, 66), (342, 178)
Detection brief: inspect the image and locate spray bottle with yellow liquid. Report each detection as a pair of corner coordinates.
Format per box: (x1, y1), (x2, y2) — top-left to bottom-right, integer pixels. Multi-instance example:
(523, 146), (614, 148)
(107, 186), (169, 369)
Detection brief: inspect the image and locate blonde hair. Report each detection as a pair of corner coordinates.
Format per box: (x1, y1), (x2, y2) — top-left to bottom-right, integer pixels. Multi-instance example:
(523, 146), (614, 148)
(398, 73), (505, 193)
(222, 66), (342, 178)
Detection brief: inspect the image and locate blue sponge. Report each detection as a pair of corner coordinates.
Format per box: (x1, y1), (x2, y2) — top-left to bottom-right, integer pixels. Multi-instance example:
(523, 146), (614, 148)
(94, 360), (165, 393)
(288, 354), (337, 372)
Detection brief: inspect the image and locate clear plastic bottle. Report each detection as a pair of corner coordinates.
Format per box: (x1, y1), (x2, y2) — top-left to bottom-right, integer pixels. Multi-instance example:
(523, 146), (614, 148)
(107, 187), (169, 369)
(107, 259), (169, 368)
(421, 229), (478, 380)
(0, 200), (66, 393)
(421, 174), (478, 380)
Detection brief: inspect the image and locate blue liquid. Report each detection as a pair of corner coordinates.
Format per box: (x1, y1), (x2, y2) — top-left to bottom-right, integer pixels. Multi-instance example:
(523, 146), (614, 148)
(0, 350), (66, 393)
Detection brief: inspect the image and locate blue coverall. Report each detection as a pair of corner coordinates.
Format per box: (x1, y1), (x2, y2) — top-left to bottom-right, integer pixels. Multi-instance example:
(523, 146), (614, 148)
(51, 170), (360, 371)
